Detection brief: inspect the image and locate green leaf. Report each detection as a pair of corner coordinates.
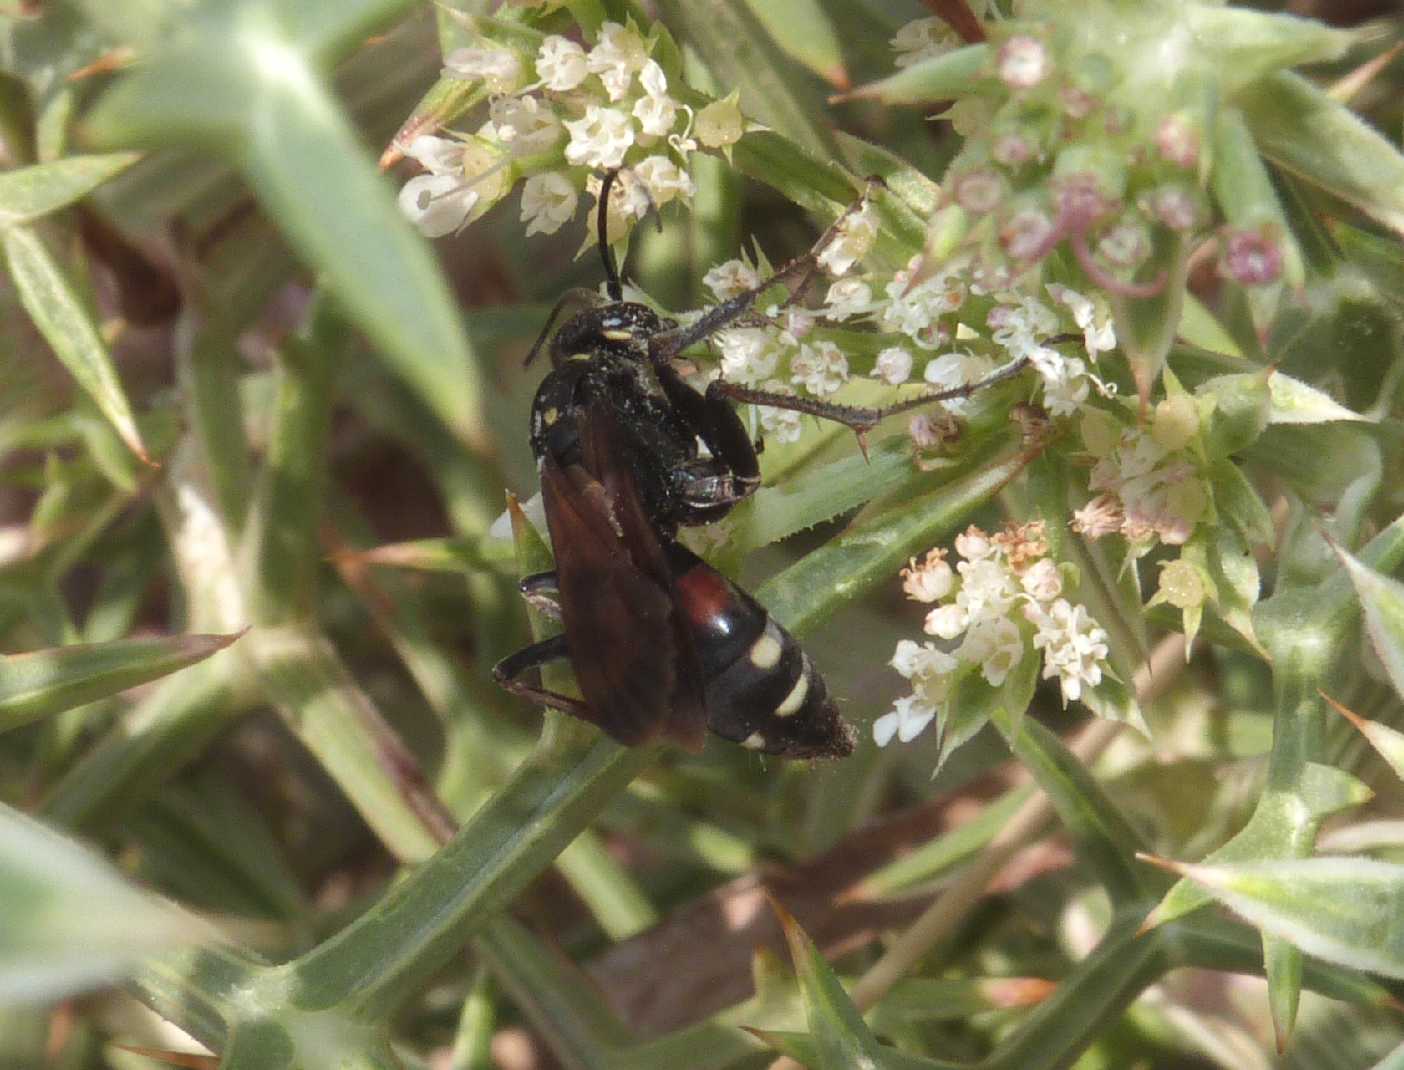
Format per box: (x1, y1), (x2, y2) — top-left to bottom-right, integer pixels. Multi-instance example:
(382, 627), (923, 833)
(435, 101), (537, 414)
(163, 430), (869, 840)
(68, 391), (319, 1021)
(1149, 855), (1404, 981)
(1, 225), (150, 463)
(1239, 71), (1404, 237)
(1266, 370), (1369, 425)
(1324, 693), (1404, 784)
(1114, 232), (1189, 403)
(995, 712), (1149, 906)
(654, 0), (834, 159)
(83, 12), (487, 450)
(739, 0), (847, 88)
(0, 152), (141, 226)
(0, 631), (242, 734)
(1333, 544), (1404, 707)
(844, 44), (990, 106)
(768, 897), (898, 1070)
(0, 803), (211, 1003)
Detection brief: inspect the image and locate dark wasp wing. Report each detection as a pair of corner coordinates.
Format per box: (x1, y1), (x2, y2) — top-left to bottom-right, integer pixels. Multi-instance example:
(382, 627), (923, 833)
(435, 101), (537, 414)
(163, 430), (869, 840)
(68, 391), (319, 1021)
(539, 397), (708, 750)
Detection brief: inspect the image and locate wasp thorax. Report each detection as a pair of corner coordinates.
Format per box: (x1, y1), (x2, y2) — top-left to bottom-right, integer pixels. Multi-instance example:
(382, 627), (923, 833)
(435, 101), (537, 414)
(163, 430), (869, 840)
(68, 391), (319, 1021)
(553, 302), (666, 363)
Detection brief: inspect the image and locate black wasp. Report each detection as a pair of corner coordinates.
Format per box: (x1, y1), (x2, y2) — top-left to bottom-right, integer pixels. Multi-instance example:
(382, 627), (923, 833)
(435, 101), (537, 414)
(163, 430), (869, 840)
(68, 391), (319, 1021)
(492, 170), (1041, 757)
(493, 170), (862, 758)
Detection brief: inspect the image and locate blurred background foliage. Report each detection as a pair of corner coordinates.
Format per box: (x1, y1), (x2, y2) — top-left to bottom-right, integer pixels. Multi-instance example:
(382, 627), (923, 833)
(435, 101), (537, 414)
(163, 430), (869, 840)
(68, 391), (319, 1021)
(1, 1), (1403, 1068)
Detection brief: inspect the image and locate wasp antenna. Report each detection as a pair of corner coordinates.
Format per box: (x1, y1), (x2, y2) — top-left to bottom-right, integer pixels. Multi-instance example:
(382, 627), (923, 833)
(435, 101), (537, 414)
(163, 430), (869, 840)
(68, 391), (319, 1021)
(598, 169), (625, 302)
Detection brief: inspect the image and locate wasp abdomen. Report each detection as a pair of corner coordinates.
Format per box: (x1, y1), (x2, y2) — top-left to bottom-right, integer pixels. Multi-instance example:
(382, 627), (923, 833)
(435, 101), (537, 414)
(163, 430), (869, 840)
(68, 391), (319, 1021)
(668, 544), (852, 758)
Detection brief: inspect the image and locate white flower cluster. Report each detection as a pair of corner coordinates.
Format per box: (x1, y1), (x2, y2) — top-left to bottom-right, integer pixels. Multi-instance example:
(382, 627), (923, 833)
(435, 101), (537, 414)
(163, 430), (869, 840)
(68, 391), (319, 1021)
(400, 22), (746, 240)
(873, 523), (1111, 747)
(1076, 408), (1209, 550)
(691, 243), (1120, 446)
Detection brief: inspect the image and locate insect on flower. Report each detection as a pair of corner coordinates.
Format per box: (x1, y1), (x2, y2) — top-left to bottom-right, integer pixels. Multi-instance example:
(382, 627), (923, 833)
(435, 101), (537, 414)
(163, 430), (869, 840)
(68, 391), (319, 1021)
(493, 171), (1043, 756)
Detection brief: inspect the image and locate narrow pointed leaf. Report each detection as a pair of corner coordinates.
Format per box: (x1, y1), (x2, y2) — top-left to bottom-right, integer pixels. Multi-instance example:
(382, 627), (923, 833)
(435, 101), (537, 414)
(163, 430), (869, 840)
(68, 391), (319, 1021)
(844, 44), (990, 105)
(1267, 371), (1369, 425)
(0, 152), (140, 226)
(1239, 71), (1404, 237)
(84, 28), (486, 450)
(1324, 693), (1404, 783)
(1150, 856), (1404, 980)
(0, 803), (211, 1003)
(740, 0), (847, 88)
(769, 897), (904, 1070)
(0, 631), (241, 733)
(1334, 544), (1404, 706)
(2, 225), (149, 462)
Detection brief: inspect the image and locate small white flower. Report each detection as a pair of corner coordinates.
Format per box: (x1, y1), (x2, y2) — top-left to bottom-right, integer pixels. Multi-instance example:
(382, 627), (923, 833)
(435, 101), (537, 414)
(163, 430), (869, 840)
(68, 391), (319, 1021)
(703, 259), (760, 300)
(955, 556), (1018, 621)
(1028, 598), (1109, 705)
(485, 95), (561, 155)
(823, 278), (873, 321)
(922, 350), (996, 415)
(1030, 347), (1089, 417)
(891, 17), (956, 69)
(1047, 283), (1116, 357)
(631, 154), (694, 205)
(789, 340), (848, 396)
(778, 307), (816, 343)
(891, 638), (958, 680)
(1070, 494), (1123, 539)
(587, 21), (647, 101)
(817, 204), (878, 276)
(536, 36), (589, 91)
(756, 380), (803, 444)
(875, 346), (913, 385)
(954, 526), (995, 562)
(1020, 558), (1062, 602)
(901, 550), (953, 603)
(873, 694), (938, 747)
(960, 615), (1024, 687)
(924, 602), (967, 640)
(586, 170), (652, 244)
(398, 135), (507, 237)
(400, 173), (480, 237)
(445, 45), (524, 94)
(564, 105), (635, 169)
(520, 171), (578, 236)
(716, 328), (780, 384)
(633, 62), (680, 137)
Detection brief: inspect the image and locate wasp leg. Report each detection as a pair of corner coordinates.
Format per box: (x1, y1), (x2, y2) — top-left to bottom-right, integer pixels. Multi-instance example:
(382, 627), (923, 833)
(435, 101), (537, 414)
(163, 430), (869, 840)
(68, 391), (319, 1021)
(648, 179), (885, 363)
(710, 354), (1041, 457)
(518, 571), (563, 621)
(656, 365), (761, 521)
(492, 634), (593, 717)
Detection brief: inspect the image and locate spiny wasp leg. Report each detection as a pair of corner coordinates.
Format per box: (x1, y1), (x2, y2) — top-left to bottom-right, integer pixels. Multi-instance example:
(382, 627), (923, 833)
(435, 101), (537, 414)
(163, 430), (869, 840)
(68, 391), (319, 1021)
(492, 634), (592, 717)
